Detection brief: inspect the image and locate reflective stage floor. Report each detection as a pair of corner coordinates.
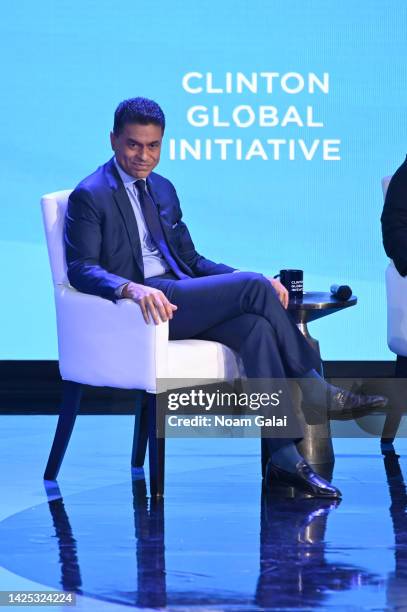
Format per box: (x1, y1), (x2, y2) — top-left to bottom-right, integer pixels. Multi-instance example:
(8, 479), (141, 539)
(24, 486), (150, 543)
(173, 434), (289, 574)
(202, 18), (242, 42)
(1, 415), (407, 611)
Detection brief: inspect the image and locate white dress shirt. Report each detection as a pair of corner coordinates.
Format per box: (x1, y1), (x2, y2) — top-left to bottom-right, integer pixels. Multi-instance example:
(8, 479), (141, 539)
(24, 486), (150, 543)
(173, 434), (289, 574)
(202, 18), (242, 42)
(114, 158), (169, 279)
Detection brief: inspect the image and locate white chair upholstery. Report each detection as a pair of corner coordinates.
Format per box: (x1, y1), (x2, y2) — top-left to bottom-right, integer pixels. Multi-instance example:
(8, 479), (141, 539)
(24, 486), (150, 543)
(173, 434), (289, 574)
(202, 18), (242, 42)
(382, 176), (392, 199)
(382, 176), (407, 357)
(41, 191), (244, 393)
(385, 262), (407, 356)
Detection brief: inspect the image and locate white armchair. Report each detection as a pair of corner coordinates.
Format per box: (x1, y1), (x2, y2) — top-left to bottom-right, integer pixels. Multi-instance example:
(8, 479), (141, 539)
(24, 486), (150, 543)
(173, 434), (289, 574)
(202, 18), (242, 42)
(382, 176), (407, 358)
(41, 190), (243, 495)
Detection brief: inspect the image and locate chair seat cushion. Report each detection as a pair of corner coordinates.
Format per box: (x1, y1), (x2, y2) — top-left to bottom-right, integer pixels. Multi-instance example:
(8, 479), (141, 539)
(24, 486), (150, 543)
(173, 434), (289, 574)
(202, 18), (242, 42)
(166, 339), (244, 387)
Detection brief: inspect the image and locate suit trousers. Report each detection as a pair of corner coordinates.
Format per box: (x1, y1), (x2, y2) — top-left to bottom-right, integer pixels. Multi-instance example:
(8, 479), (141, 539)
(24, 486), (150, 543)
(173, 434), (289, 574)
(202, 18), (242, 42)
(146, 271), (322, 452)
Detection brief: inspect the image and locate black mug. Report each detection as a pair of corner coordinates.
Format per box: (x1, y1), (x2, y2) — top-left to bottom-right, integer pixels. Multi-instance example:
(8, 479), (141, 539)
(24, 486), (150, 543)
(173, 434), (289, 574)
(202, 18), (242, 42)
(278, 269), (303, 301)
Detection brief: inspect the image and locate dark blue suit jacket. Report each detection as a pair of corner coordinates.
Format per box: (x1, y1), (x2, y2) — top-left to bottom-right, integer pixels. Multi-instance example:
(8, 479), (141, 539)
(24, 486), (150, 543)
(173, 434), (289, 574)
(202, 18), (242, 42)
(65, 158), (235, 301)
(381, 155), (407, 276)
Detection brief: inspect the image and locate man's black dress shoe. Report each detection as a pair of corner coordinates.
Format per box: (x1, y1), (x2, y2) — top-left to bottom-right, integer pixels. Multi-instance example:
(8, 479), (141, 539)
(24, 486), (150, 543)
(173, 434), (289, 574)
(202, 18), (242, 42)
(329, 389), (388, 420)
(265, 459), (342, 499)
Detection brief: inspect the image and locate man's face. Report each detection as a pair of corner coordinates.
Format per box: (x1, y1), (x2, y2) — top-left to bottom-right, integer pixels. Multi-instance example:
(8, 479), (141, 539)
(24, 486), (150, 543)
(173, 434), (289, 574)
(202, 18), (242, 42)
(110, 122), (163, 179)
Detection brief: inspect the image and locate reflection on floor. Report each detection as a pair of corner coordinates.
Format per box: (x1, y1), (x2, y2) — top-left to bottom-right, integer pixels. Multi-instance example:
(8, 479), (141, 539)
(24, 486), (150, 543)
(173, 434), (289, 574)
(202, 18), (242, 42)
(0, 415), (407, 610)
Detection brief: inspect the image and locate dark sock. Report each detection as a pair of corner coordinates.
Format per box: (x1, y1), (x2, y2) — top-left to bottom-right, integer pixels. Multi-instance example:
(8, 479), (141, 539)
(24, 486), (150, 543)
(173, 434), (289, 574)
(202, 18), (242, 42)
(297, 368), (338, 408)
(270, 442), (304, 473)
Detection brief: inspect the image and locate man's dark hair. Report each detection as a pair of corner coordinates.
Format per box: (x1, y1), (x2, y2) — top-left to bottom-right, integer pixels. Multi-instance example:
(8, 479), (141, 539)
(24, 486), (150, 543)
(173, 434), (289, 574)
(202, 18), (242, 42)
(113, 97), (166, 135)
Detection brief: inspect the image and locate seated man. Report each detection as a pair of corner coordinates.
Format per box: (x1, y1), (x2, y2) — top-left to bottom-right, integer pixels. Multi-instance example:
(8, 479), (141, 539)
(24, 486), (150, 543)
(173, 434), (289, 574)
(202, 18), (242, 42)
(65, 97), (386, 498)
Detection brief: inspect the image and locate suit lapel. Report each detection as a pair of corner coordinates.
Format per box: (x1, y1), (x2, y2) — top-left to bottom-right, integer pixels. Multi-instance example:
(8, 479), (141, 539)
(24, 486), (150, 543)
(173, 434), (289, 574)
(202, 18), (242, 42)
(146, 175), (162, 215)
(147, 174), (176, 246)
(147, 174), (177, 245)
(105, 159), (143, 273)
(147, 174), (195, 277)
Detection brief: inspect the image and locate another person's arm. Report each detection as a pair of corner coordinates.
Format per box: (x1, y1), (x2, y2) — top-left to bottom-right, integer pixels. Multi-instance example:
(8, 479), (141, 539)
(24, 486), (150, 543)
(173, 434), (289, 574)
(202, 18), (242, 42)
(381, 164), (407, 276)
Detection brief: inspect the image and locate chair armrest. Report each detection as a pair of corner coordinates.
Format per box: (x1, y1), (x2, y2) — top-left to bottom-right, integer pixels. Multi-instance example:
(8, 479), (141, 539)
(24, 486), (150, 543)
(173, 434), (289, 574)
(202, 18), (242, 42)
(55, 285), (169, 391)
(385, 262), (407, 357)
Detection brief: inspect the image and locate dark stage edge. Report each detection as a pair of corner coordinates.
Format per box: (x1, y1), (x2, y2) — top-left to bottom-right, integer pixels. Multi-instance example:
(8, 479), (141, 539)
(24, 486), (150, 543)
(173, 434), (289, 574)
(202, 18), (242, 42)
(0, 360), (396, 414)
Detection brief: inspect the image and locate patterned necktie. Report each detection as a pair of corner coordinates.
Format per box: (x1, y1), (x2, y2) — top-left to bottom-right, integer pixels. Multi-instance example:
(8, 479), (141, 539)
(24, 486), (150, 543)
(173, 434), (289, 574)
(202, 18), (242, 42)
(135, 179), (189, 279)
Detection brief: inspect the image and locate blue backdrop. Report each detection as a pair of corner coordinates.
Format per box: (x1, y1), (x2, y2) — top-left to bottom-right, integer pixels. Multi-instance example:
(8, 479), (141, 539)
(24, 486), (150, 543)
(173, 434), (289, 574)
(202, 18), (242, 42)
(1, 0), (406, 359)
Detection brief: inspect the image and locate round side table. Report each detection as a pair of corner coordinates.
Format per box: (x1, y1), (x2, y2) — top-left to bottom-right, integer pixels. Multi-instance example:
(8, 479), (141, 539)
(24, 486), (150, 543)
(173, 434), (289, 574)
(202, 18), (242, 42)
(291, 291), (357, 465)
(262, 291), (357, 472)
(289, 291), (357, 361)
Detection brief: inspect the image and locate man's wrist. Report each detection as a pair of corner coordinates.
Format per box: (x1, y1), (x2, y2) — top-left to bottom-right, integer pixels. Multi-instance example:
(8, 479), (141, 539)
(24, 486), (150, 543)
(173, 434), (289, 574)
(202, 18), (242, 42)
(115, 282), (129, 298)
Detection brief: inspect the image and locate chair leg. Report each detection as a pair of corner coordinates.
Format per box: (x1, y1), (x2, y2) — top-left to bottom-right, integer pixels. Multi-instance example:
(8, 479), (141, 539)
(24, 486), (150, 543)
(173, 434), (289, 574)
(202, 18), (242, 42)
(381, 358), (405, 446)
(261, 439), (269, 479)
(380, 392), (403, 447)
(44, 381), (82, 480)
(147, 393), (165, 497)
(381, 413), (403, 446)
(131, 391), (148, 468)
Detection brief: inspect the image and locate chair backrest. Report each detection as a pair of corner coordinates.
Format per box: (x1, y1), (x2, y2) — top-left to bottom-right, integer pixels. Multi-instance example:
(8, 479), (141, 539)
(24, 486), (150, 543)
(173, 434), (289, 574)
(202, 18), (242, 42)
(381, 176), (392, 199)
(381, 173), (406, 355)
(41, 190), (72, 285)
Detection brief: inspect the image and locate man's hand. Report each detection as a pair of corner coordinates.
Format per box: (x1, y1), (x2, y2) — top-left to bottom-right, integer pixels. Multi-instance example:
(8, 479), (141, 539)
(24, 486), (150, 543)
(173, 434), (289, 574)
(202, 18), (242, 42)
(267, 277), (289, 309)
(122, 282), (177, 324)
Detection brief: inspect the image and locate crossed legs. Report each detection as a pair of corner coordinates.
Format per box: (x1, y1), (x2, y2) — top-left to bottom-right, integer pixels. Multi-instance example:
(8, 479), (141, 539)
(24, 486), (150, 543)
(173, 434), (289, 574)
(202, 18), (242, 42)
(146, 271), (321, 451)
(146, 271), (320, 377)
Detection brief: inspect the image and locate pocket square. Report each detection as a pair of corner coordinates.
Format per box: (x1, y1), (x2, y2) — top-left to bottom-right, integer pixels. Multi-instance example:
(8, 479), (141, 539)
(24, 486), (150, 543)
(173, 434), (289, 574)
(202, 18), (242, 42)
(172, 222), (179, 229)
